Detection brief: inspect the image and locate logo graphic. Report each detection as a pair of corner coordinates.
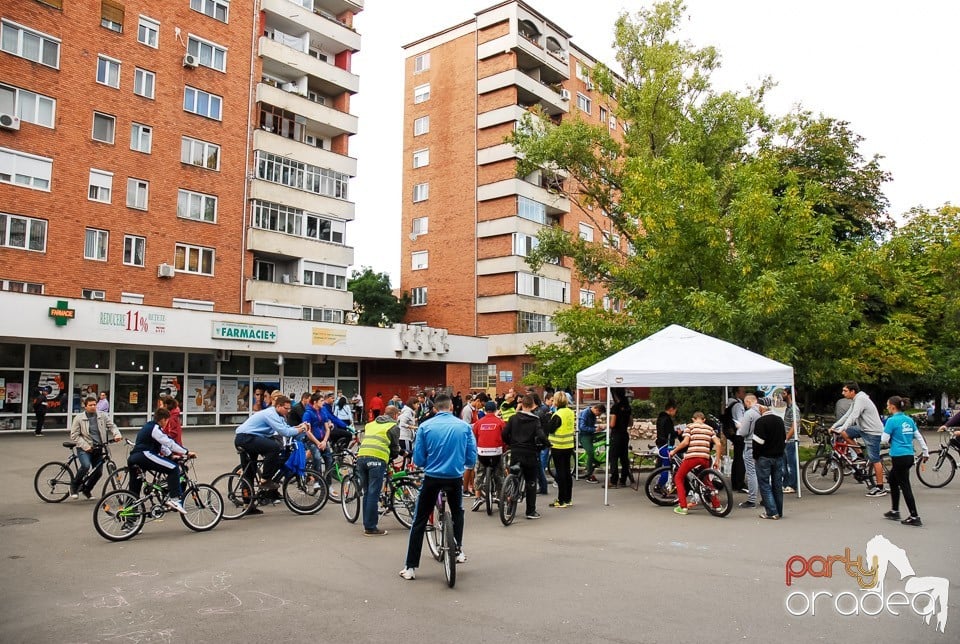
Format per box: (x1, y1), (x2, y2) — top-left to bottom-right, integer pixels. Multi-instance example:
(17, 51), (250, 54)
(48, 300), (75, 326)
(784, 535), (948, 633)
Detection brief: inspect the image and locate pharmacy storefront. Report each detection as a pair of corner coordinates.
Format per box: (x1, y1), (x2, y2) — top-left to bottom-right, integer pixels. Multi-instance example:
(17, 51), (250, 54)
(0, 293), (486, 432)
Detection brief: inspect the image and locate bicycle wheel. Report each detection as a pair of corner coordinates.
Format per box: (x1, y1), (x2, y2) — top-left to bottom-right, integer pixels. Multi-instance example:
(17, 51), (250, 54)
(802, 456), (843, 495)
(101, 465), (131, 497)
(484, 468), (493, 516)
(324, 462), (354, 504)
(499, 476), (519, 526)
(94, 490), (144, 541)
(284, 469), (328, 515)
(916, 450), (956, 488)
(180, 484), (224, 532)
(211, 473), (254, 519)
(391, 481), (419, 528)
(442, 509), (456, 588)
(699, 469), (732, 518)
(340, 474), (361, 523)
(426, 507), (443, 561)
(34, 461), (74, 503)
(644, 467), (678, 506)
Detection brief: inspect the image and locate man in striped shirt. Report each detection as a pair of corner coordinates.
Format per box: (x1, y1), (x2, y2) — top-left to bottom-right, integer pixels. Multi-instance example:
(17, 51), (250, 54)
(670, 412), (722, 515)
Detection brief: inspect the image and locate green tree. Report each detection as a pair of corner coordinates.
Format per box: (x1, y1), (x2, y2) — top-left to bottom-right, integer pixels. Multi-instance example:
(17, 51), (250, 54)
(347, 267), (408, 327)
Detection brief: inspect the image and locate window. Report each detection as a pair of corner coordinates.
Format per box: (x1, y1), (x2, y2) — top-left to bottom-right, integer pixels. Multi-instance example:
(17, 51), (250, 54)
(303, 307), (343, 323)
(516, 273), (569, 303)
(181, 136), (220, 170)
(126, 178), (148, 210)
(84, 228), (108, 261)
(177, 189), (217, 223)
(172, 297), (214, 310)
(82, 288), (106, 300)
(518, 311), (556, 333)
(414, 52), (430, 73)
(575, 61), (588, 81)
(412, 251), (428, 270)
(412, 183), (429, 203)
(602, 231), (620, 248)
(87, 169), (113, 203)
(412, 149), (429, 168)
(137, 16), (158, 47)
(0, 84), (55, 128)
(599, 107), (607, 123)
(609, 115), (617, 131)
(602, 295), (622, 312)
(576, 92), (591, 114)
(470, 364), (496, 388)
(1, 279), (43, 293)
(252, 200), (344, 245)
(100, 0), (124, 32)
(302, 262), (347, 290)
(130, 123), (152, 153)
(123, 235), (145, 266)
(253, 259), (275, 281)
(512, 232), (539, 257)
(578, 222), (593, 242)
(96, 55), (120, 88)
(517, 196), (547, 224)
(190, 0), (229, 23)
(254, 151), (349, 200)
(92, 112), (115, 143)
(413, 115), (429, 136)
(413, 83), (430, 104)
(412, 216), (428, 235)
(133, 68), (155, 99)
(0, 212), (46, 251)
(306, 215), (345, 244)
(183, 86), (222, 120)
(187, 36), (227, 72)
(411, 287), (427, 306)
(1, 20), (60, 68)
(579, 289), (595, 306)
(174, 243), (214, 275)
(0, 148), (52, 191)
(121, 292), (144, 304)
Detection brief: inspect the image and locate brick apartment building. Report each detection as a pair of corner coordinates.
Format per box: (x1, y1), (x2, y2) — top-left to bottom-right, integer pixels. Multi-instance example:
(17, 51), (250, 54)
(0, 0), (485, 433)
(400, 0), (621, 395)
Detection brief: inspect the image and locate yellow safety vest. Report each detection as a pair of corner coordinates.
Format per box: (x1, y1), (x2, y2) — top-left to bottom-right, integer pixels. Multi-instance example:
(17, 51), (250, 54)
(500, 403), (516, 422)
(549, 407), (575, 449)
(358, 419), (394, 462)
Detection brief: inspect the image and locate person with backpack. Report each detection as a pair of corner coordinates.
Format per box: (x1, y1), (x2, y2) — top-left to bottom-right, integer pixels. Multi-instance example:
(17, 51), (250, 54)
(721, 387), (747, 491)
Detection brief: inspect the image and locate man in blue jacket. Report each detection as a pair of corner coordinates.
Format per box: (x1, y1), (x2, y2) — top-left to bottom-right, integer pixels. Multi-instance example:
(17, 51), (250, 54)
(399, 393), (477, 580)
(320, 392), (354, 447)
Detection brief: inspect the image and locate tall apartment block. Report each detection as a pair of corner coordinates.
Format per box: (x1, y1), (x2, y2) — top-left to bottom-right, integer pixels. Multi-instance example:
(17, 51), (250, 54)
(0, 0), (485, 433)
(401, 0), (618, 394)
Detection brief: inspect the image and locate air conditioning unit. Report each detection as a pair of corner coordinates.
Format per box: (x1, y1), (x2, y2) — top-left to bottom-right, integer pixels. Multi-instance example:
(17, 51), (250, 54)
(183, 54), (198, 68)
(157, 263), (176, 278)
(215, 349), (232, 362)
(585, 80), (595, 91)
(83, 290), (106, 301)
(560, 89), (570, 101)
(0, 113), (20, 131)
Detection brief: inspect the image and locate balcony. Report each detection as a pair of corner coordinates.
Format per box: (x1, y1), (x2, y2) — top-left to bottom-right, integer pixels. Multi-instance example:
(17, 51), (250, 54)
(477, 294), (568, 315)
(477, 143), (517, 166)
(477, 177), (569, 213)
(477, 33), (569, 82)
(247, 227), (354, 265)
(250, 179), (356, 221)
(262, 0), (360, 54)
(486, 331), (561, 357)
(245, 277), (354, 311)
(477, 69), (568, 116)
(477, 215), (547, 239)
(256, 82), (358, 137)
(260, 37), (359, 95)
(253, 129), (356, 177)
(477, 104), (528, 129)
(476, 256), (569, 282)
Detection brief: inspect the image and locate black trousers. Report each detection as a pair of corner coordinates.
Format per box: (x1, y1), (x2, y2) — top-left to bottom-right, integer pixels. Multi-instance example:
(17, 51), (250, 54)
(511, 450), (540, 515)
(608, 433), (632, 484)
(731, 435), (746, 490)
(551, 448), (574, 504)
(405, 476), (464, 569)
(235, 433), (283, 482)
(889, 454), (918, 516)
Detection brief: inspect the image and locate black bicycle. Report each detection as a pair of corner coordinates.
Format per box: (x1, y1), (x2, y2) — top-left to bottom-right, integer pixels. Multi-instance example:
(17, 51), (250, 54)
(34, 439), (132, 503)
(644, 454), (732, 517)
(499, 462), (524, 526)
(916, 430), (958, 488)
(424, 487), (457, 588)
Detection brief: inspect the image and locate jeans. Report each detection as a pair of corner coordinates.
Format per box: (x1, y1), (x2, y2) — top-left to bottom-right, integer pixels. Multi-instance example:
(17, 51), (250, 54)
(356, 456), (386, 531)
(537, 447), (549, 494)
(756, 455), (784, 517)
(76, 446), (104, 493)
(405, 476), (464, 569)
(579, 433), (598, 477)
(781, 440), (798, 489)
(657, 445), (671, 487)
(551, 448), (574, 504)
(300, 437), (330, 474)
(743, 442), (758, 503)
(511, 450), (540, 515)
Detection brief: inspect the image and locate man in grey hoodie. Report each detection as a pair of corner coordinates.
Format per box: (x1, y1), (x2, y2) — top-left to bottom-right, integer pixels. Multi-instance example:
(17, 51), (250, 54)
(830, 381), (887, 497)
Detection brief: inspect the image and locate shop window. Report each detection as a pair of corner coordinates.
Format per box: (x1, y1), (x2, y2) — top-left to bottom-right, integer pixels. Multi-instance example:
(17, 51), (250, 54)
(0, 342), (25, 367)
(221, 354), (250, 376)
(253, 357), (279, 375)
(338, 362), (358, 377)
(29, 344), (69, 369)
(0, 369), (25, 417)
(30, 370), (69, 414)
(116, 349), (149, 372)
(283, 358), (309, 377)
(312, 362), (335, 378)
(76, 348), (111, 370)
(153, 351), (185, 373)
(188, 353), (215, 374)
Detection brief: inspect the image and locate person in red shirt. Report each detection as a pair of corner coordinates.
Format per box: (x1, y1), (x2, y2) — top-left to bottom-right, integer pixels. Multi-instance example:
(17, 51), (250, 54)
(162, 397), (183, 445)
(369, 392), (384, 421)
(471, 401), (506, 511)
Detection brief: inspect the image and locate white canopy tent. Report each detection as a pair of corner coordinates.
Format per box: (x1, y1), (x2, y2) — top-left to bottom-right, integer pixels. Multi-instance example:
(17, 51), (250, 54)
(575, 324), (797, 505)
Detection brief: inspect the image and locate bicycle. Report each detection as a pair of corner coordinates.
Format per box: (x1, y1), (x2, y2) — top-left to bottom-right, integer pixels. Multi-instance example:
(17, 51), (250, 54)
(340, 463), (420, 528)
(323, 436), (357, 504)
(801, 427), (892, 495)
(545, 433), (608, 479)
(473, 455), (506, 516)
(629, 444), (664, 490)
(643, 454), (733, 517)
(212, 439), (328, 519)
(93, 456), (223, 541)
(424, 488), (457, 588)
(916, 430), (958, 488)
(34, 438), (132, 503)
(498, 462), (526, 526)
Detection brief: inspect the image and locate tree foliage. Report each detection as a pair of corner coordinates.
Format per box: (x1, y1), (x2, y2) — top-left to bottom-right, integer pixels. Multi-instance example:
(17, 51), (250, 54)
(347, 267), (408, 327)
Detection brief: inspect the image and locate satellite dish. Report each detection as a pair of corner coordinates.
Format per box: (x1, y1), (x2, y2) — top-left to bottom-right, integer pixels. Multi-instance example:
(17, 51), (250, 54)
(408, 232), (418, 241)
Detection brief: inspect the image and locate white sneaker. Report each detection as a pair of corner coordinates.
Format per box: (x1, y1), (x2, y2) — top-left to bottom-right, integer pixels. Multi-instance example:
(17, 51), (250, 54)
(312, 482), (323, 491)
(783, 486), (796, 494)
(165, 498), (187, 514)
(398, 567), (416, 580)
(456, 550), (467, 564)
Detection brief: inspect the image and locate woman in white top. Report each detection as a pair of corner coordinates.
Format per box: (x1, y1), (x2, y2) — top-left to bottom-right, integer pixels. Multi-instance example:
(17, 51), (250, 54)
(335, 396), (354, 428)
(397, 397), (420, 464)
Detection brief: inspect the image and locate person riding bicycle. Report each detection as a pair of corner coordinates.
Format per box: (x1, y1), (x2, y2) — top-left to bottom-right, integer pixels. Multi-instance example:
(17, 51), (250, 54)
(502, 394), (548, 520)
(69, 396), (123, 499)
(471, 400), (506, 512)
(128, 406), (194, 514)
(577, 403), (605, 483)
(320, 392), (354, 448)
(669, 412), (722, 516)
(829, 381), (887, 497)
(301, 392), (332, 475)
(234, 394), (309, 500)
(356, 406), (401, 536)
(938, 409), (960, 447)
(400, 393), (477, 581)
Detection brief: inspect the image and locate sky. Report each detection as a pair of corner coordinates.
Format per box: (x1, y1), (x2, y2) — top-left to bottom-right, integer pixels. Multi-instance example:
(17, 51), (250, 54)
(350, 0), (959, 286)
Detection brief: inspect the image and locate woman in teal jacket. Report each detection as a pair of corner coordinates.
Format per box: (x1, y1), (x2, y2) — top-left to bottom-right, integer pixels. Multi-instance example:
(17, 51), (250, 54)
(880, 396), (929, 526)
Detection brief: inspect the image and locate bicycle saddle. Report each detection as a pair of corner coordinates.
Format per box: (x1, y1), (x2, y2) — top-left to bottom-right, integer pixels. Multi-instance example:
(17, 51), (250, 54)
(62, 441), (76, 449)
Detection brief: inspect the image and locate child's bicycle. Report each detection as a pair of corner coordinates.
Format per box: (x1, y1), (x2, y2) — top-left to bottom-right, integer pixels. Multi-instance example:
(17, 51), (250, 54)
(93, 456), (223, 541)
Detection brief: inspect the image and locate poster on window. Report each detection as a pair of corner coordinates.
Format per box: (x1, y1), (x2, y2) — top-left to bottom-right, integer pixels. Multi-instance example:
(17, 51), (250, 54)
(186, 377), (218, 413)
(38, 371), (69, 413)
(6, 382), (22, 408)
(158, 375), (182, 400)
(251, 381), (280, 411)
(219, 378), (240, 414)
(310, 378), (336, 397)
(283, 378), (310, 400)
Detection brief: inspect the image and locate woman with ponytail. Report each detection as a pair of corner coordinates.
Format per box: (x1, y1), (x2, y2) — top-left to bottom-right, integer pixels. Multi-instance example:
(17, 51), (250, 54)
(881, 396), (929, 526)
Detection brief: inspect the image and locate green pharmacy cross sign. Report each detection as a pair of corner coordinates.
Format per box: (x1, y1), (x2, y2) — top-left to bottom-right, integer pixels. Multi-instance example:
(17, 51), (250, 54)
(48, 300), (76, 326)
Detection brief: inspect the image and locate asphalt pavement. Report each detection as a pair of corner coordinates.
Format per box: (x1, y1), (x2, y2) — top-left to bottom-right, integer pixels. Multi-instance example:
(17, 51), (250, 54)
(0, 429), (957, 643)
